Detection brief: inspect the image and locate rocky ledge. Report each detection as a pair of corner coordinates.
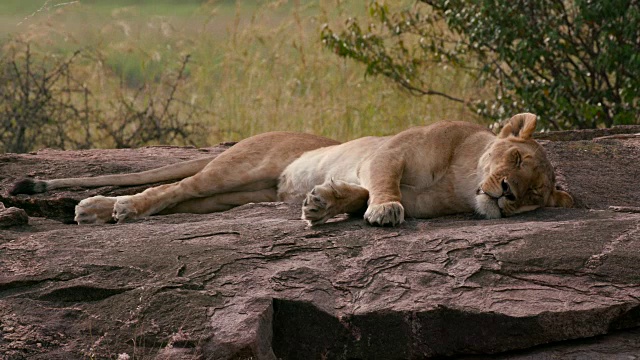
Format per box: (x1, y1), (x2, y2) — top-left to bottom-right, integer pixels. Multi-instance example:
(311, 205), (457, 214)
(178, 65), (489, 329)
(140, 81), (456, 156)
(0, 129), (639, 359)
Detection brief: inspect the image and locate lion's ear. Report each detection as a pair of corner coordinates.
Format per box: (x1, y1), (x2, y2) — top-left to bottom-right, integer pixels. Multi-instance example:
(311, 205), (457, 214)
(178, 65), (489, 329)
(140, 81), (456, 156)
(546, 189), (574, 208)
(499, 113), (538, 140)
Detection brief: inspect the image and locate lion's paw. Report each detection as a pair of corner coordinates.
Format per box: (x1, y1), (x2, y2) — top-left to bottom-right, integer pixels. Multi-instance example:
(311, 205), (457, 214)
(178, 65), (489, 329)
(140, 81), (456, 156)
(75, 196), (118, 224)
(112, 196), (140, 223)
(364, 201), (405, 226)
(301, 186), (336, 226)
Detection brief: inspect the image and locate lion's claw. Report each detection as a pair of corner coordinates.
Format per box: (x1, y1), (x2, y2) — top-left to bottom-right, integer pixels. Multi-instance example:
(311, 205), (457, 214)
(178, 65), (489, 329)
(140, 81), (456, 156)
(302, 188), (333, 226)
(112, 196), (139, 223)
(364, 201), (404, 226)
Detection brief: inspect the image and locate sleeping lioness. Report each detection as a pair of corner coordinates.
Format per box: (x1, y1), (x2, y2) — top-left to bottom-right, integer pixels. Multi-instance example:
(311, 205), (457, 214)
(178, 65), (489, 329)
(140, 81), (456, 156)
(10, 113), (573, 226)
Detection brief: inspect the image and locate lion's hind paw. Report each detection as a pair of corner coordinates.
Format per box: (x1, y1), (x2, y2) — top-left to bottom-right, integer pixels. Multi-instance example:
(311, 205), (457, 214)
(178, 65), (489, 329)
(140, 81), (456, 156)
(112, 196), (140, 223)
(74, 196), (118, 224)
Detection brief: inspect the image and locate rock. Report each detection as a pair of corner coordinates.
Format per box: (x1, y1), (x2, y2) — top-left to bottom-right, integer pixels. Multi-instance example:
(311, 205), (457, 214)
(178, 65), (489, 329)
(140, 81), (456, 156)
(534, 124), (640, 141)
(0, 202), (28, 228)
(0, 132), (639, 359)
(460, 328), (640, 359)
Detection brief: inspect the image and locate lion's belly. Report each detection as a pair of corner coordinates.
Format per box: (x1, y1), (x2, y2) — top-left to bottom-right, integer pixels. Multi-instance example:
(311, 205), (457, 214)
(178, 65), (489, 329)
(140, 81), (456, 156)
(277, 136), (390, 202)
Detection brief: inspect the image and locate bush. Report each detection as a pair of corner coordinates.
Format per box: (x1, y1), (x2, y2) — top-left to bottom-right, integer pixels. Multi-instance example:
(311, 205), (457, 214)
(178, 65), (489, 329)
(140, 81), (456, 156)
(322, 0), (640, 129)
(0, 43), (88, 153)
(0, 41), (205, 153)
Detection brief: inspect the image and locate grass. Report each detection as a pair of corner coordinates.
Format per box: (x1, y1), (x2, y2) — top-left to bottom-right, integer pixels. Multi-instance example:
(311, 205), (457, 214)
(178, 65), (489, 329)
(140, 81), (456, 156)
(0, 0), (484, 148)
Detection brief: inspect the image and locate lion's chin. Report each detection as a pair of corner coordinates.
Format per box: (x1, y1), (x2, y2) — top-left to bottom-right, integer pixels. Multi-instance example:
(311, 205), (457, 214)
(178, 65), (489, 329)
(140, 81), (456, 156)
(474, 193), (503, 219)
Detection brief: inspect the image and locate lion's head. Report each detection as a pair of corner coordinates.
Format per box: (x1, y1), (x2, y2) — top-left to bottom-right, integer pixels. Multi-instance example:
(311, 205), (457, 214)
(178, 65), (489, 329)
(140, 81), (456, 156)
(475, 113), (573, 219)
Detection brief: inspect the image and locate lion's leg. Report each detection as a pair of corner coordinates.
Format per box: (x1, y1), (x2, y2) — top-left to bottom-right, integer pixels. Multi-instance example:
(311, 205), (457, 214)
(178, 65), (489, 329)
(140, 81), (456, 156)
(72, 160), (259, 225)
(358, 153), (405, 226)
(301, 179), (369, 226)
(111, 164), (278, 222)
(74, 189), (277, 224)
(158, 188), (278, 214)
(106, 132), (339, 223)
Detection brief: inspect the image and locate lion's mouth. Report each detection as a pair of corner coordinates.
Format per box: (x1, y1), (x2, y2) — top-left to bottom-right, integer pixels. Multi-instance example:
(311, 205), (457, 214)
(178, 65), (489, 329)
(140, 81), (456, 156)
(477, 185), (517, 202)
(476, 188), (499, 200)
(476, 188), (487, 196)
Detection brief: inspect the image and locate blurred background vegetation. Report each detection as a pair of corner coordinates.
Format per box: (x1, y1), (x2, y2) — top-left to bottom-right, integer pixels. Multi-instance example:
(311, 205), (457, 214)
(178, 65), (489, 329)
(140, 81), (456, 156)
(0, 0), (479, 152)
(0, 0), (637, 153)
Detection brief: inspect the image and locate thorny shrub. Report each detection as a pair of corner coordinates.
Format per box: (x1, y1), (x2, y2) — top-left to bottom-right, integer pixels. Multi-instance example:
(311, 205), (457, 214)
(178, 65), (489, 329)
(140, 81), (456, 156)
(0, 40), (206, 153)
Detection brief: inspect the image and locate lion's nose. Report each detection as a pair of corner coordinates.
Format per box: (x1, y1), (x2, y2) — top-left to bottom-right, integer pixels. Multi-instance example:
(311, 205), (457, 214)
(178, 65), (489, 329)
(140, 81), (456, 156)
(501, 179), (510, 193)
(501, 179), (516, 200)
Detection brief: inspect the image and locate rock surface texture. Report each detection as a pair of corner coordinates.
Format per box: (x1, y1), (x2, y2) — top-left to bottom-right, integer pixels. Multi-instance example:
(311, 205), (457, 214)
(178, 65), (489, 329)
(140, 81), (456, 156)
(0, 130), (639, 360)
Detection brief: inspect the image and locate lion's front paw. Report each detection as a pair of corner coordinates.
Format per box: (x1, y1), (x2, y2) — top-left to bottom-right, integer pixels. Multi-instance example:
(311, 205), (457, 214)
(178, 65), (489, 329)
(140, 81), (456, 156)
(112, 196), (140, 223)
(301, 186), (336, 226)
(75, 196), (118, 224)
(364, 201), (405, 226)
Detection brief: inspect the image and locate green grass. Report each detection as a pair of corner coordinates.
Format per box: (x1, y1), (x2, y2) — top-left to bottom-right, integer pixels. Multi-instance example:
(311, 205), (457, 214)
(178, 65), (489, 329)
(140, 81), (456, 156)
(0, 0), (484, 147)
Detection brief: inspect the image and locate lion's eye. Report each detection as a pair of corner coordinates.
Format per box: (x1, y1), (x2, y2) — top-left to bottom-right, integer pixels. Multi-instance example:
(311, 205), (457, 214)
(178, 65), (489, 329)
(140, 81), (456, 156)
(529, 187), (544, 198)
(512, 150), (522, 168)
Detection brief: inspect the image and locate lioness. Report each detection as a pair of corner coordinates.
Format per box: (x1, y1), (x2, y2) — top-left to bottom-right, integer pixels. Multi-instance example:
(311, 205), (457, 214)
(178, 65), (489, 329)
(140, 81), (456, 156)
(10, 113), (573, 226)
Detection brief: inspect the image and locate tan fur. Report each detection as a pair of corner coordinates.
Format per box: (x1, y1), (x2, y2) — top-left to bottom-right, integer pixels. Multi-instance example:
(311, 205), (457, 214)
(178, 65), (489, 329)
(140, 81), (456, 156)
(19, 113), (572, 226)
(48, 156), (215, 191)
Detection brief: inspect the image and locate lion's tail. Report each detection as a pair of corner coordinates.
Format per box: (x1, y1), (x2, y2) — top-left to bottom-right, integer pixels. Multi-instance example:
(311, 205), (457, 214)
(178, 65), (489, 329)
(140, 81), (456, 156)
(9, 156), (215, 195)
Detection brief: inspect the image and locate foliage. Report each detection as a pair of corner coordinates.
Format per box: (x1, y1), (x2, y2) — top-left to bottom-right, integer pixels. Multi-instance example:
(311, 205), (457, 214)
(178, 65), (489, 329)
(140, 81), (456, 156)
(0, 41), (205, 153)
(0, 43), (88, 153)
(322, 0), (640, 129)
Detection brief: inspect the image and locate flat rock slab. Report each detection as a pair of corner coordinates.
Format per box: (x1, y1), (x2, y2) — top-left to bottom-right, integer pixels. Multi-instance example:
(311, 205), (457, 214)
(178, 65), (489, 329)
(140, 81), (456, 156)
(0, 133), (639, 359)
